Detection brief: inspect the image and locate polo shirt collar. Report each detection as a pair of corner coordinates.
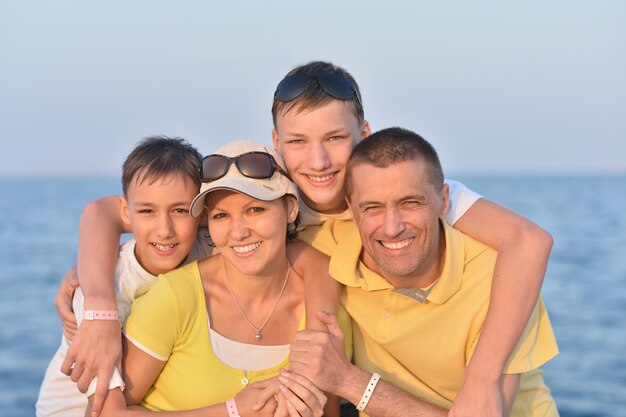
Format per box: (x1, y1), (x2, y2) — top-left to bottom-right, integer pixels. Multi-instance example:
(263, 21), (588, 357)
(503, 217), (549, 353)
(328, 220), (466, 304)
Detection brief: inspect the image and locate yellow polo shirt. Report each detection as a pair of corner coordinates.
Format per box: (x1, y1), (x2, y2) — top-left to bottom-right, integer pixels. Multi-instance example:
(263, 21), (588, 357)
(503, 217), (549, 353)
(309, 219), (559, 417)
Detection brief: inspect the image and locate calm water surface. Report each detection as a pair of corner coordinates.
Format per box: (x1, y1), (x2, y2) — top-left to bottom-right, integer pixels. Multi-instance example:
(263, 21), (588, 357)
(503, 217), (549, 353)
(0, 176), (624, 417)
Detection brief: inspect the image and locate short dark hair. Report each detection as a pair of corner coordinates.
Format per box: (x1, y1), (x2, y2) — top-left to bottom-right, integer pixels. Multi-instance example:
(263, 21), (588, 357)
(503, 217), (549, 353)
(345, 127), (444, 197)
(121, 136), (202, 196)
(271, 61), (364, 126)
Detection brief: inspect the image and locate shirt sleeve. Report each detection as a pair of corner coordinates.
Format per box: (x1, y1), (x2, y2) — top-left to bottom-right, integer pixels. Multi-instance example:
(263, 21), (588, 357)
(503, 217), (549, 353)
(444, 179), (482, 225)
(124, 275), (180, 361)
(503, 298), (559, 374)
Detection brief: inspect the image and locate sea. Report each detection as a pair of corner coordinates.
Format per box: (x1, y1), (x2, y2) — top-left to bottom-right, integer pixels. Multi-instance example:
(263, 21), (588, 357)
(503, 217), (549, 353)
(1, 175), (625, 417)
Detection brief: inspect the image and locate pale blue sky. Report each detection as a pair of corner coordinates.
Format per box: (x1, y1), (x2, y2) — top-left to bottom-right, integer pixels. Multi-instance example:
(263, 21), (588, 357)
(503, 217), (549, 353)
(1, 0), (624, 176)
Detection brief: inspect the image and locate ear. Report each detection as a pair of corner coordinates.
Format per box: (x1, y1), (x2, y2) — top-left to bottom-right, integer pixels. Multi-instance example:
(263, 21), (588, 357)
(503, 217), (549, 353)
(439, 182), (450, 219)
(286, 195), (299, 223)
(119, 196), (132, 226)
(345, 195), (355, 219)
(272, 128), (281, 151)
(359, 120), (372, 142)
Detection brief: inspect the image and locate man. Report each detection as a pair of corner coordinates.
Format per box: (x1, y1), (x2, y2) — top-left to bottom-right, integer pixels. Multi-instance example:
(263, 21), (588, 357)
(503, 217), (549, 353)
(287, 127), (559, 417)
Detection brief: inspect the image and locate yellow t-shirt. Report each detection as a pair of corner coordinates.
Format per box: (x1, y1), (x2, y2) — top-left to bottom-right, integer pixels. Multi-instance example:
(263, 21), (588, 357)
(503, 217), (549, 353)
(124, 261), (352, 411)
(312, 219), (559, 417)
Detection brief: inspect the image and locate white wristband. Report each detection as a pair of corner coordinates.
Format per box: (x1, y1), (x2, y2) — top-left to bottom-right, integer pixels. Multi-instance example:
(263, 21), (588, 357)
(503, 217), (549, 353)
(226, 398), (241, 417)
(356, 372), (381, 412)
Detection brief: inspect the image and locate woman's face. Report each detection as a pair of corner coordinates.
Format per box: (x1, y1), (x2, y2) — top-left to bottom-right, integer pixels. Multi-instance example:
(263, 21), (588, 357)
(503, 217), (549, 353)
(206, 190), (298, 276)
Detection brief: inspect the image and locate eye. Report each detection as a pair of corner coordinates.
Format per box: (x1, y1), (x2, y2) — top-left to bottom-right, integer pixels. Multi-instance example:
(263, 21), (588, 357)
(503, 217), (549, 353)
(173, 208), (189, 215)
(362, 205), (383, 215)
(248, 206), (265, 214)
(328, 135), (344, 142)
(138, 209), (153, 214)
(285, 138), (304, 145)
(211, 212), (228, 220)
(401, 200), (421, 209)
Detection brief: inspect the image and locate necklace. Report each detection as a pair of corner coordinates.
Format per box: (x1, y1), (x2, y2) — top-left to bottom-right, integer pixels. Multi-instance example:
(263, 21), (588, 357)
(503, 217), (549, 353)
(223, 260), (290, 341)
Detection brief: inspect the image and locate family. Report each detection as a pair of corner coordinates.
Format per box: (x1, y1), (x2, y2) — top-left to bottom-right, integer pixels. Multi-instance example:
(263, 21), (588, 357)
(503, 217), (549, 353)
(36, 61), (559, 417)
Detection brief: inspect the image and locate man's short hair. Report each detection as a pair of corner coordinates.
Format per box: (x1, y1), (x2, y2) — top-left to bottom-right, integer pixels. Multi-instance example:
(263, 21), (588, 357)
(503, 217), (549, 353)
(121, 136), (202, 196)
(345, 127), (445, 197)
(271, 61), (364, 126)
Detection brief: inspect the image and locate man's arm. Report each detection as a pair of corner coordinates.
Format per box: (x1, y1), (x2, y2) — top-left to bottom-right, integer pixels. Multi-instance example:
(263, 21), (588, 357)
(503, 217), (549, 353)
(289, 312), (447, 417)
(450, 198), (552, 417)
(60, 196), (131, 417)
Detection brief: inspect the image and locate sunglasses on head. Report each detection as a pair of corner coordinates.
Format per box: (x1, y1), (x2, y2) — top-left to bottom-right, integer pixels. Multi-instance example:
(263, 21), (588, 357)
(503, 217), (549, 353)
(274, 72), (361, 105)
(200, 151), (291, 183)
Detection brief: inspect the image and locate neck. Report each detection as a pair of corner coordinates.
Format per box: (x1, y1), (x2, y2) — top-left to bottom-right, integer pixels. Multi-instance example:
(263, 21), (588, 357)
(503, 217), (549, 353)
(222, 255), (290, 302)
(301, 195), (348, 215)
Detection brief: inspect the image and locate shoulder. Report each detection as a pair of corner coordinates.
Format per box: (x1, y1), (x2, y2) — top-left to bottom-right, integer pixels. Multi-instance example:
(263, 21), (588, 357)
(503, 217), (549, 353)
(147, 261), (203, 304)
(287, 240), (330, 274)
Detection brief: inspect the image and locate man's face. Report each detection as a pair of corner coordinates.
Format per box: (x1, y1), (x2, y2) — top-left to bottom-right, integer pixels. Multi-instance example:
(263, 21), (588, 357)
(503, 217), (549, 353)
(273, 100), (370, 214)
(347, 160), (449, 288)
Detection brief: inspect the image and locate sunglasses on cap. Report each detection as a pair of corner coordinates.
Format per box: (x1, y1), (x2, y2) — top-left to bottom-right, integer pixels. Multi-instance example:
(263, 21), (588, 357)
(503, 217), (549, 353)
(200, 151), (291, 183)
(274, 72), (361, 105)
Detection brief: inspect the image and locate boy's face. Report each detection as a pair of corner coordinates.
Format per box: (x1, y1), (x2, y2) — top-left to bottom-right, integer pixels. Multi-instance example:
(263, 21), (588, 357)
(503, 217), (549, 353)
(120, 173), (200, 276)
(272, 100), (370, 214)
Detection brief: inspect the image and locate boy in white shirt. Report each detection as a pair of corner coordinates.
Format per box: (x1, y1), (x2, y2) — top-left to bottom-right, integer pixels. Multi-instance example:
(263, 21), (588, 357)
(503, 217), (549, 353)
(36, 136), (207, 417)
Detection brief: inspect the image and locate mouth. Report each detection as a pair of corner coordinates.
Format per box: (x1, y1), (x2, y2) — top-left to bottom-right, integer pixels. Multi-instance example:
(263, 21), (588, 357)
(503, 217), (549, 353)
(303, 172), (338, 185)
(378, 238), (414, 250)
(232, 242), (262, 254)
(151, 242), (178, 255)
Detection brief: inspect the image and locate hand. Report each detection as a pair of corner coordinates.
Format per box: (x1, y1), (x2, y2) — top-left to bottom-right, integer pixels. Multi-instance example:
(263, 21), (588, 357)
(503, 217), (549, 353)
(278, 370), (327, 417)
(235, 381), (279, 417)
(251, 373), (326, 417)
(61, 319), (121, 417)
(54, 266), (79, 340)
(288, 311), (351, 393)
(448, 377), (503, 417)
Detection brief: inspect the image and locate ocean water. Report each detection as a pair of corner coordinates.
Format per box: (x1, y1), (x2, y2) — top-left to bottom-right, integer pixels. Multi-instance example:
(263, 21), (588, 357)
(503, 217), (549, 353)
(0, 175), (625, 417)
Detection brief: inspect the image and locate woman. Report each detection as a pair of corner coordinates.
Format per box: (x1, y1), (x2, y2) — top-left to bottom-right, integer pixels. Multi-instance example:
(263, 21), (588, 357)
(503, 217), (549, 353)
(95, 141), (349, 417)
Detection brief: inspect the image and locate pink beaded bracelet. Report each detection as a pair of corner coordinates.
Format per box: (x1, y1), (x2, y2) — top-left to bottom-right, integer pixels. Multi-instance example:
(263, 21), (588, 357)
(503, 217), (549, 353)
(84, 310), (118, 321)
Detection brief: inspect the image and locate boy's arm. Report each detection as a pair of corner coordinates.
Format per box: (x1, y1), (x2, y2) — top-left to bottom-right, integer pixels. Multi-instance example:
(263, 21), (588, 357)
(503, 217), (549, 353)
(61, 196), (131, 417)
(450, 198), (552, 417)
(286, 240), (340, 331)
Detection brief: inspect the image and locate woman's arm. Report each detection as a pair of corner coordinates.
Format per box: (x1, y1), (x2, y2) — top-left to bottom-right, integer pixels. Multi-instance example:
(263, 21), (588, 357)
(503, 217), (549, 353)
(450, 198), (552, 417)
(91, 337), (320, 417)
(61, 196), (131, 417)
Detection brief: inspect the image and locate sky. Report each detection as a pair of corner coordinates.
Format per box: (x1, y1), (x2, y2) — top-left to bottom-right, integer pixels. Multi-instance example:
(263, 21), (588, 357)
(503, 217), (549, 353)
(0, 0), (624, 177)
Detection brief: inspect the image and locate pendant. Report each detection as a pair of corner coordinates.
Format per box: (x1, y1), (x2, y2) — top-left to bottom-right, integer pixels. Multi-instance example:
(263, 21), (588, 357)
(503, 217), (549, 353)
(255, 331), (263, 341)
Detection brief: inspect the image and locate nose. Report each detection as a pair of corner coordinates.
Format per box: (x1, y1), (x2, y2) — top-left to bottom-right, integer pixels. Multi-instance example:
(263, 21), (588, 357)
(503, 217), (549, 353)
(308, 142), (332, 171)
(156, 213), (175, 239)
(230, 215), (251, 241)
(382, 207), (406, 238)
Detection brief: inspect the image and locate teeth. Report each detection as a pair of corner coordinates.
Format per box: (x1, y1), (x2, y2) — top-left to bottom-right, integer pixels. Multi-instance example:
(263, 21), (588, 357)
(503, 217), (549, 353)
(380, 238), (413, 250)
(233, 242), (261, 254)
(152, 243), (175, 251)
(307, 173), (335, 183)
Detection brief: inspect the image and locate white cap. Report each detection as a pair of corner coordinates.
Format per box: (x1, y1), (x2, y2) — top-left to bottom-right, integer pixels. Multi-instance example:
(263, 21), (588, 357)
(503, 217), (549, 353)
(190, 140), (297, 218)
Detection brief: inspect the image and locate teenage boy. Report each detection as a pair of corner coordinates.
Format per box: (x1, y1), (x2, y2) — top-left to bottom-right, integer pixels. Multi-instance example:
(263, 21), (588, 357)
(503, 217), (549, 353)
(37, 137), (207, 417)
(58, 62), (553, 417)
(285, 127), (558, 417)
